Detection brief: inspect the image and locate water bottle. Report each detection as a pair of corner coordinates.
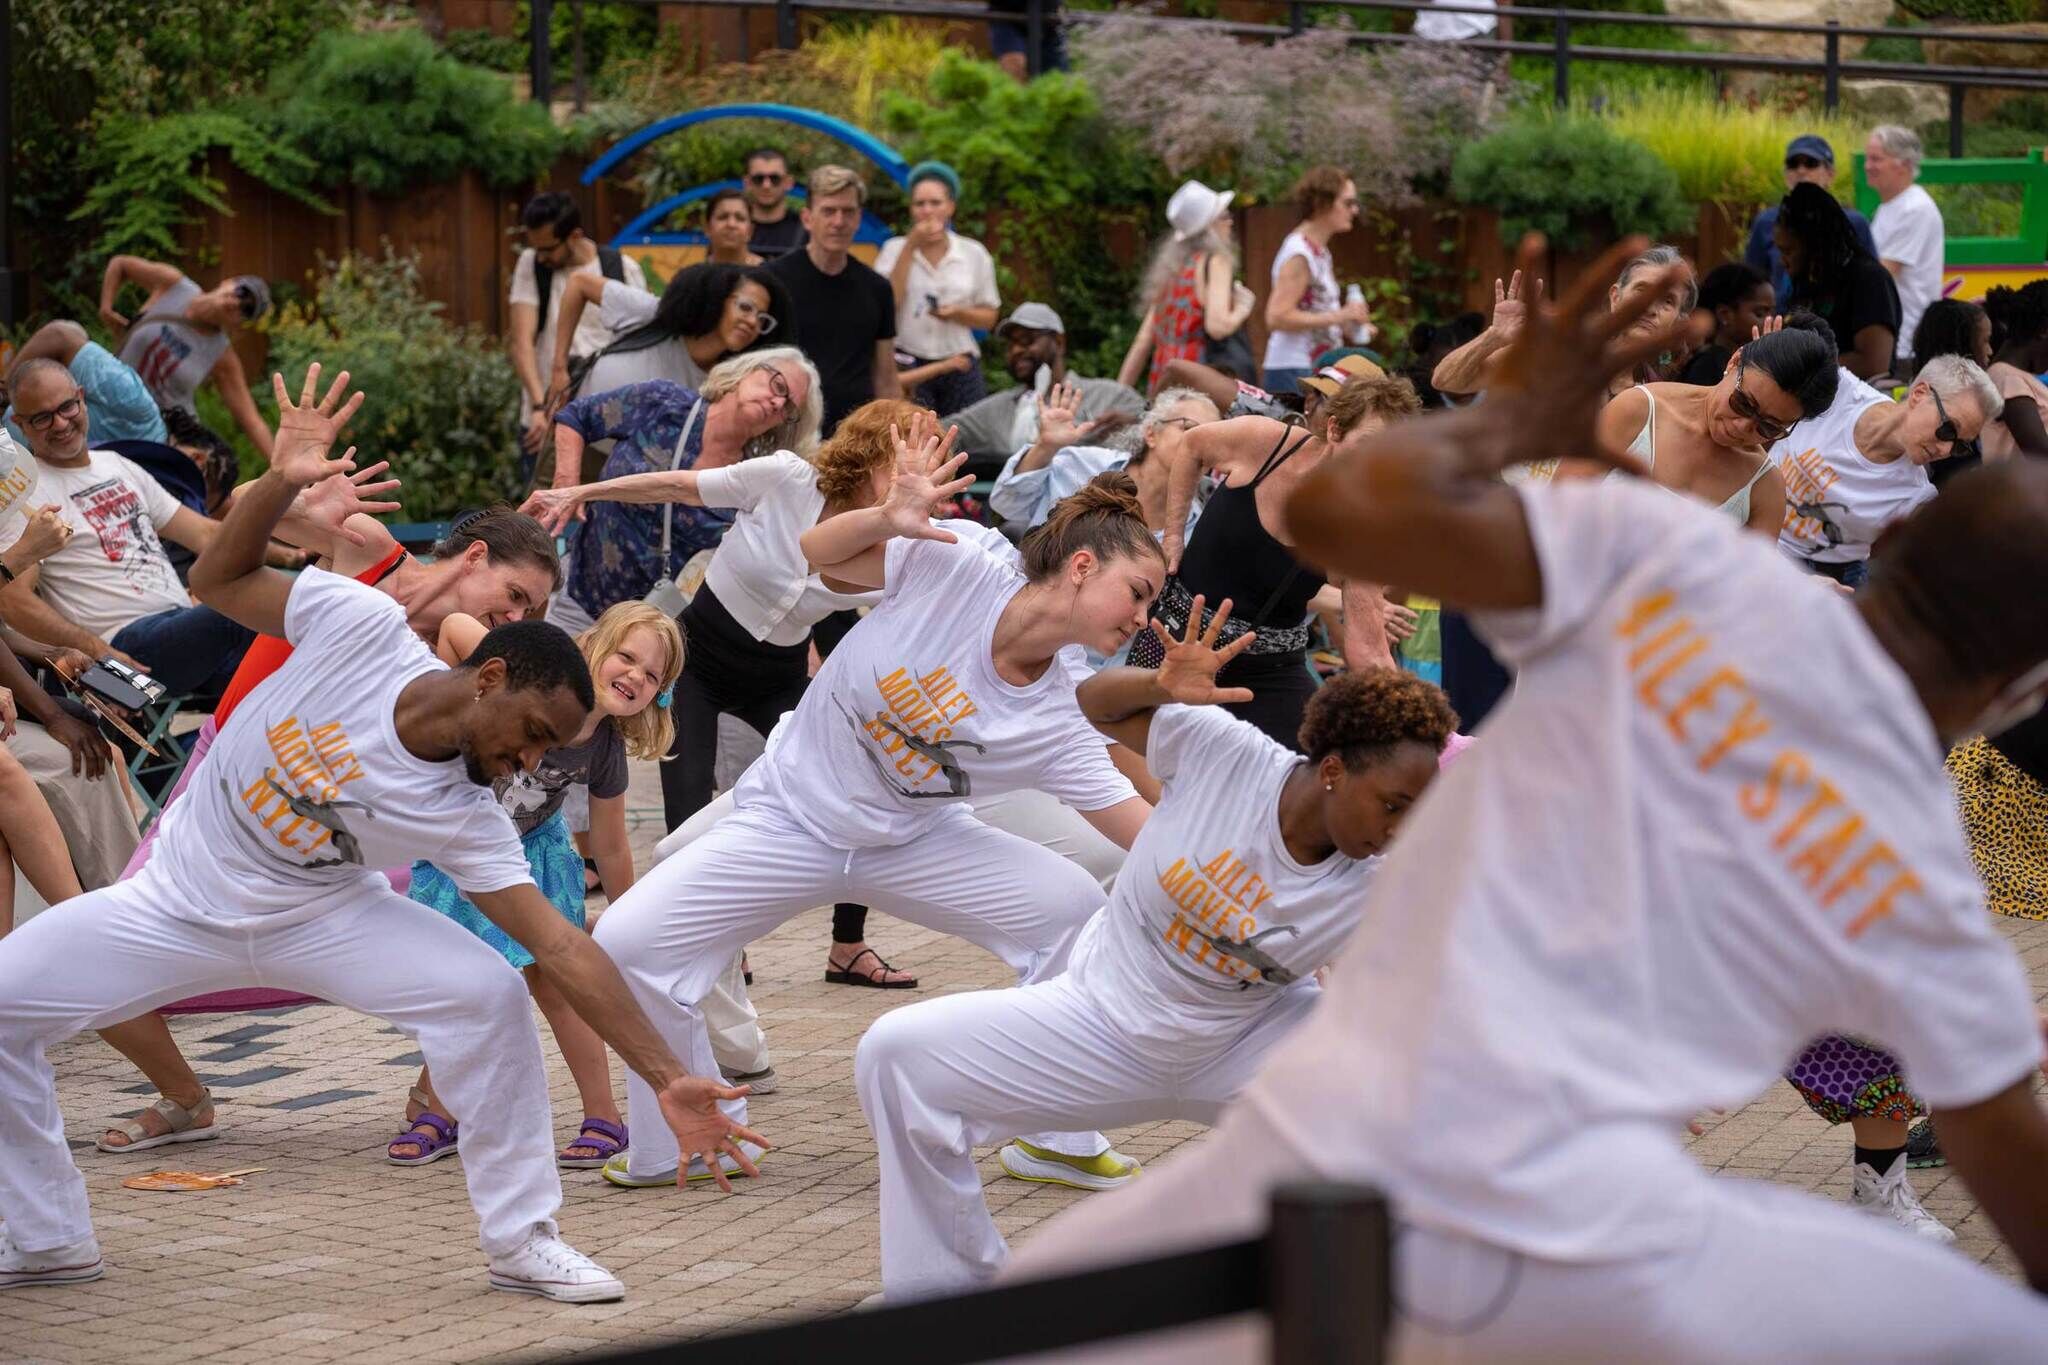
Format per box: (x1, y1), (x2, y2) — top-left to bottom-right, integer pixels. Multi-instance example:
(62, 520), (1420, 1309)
(1344, 283), (1375, 346)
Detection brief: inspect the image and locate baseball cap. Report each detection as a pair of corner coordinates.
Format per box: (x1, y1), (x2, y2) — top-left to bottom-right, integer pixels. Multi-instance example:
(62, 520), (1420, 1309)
(996, 302), (1065, 337)
(1297, 352), (1386, 398)
(1784, 135), (1834, 168)
(230, 275), (273, 322)
(1166, 180), (1235, 242)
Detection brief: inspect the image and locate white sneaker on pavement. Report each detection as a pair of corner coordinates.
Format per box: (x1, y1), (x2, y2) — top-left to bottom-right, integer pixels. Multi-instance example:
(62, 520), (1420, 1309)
(486, 1228), (625, 1302)
(1849, 1154), (1956, 1244)
(0, 1234), (105, 1289)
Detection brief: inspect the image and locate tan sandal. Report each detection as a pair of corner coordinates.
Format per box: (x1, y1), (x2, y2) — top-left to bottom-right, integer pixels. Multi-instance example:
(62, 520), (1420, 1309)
(96, 1088), (218, 1154)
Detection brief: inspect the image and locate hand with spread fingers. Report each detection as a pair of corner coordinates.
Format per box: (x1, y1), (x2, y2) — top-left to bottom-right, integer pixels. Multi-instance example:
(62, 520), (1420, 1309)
(882, 421), (973, 544)
(293, 462), (403, 548)
(1490, 268), (1542, 343)
(269, 364), (366, 490)
(1034, 381), (1100, 452)
(1480, 234), (1693, 479)
(1148, 595), (1258, 706)
(657, 1076), (770, 1192)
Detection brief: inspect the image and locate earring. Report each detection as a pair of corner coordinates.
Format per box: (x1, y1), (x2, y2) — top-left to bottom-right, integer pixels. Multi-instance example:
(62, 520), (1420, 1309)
(1324, 781), (1334, 792)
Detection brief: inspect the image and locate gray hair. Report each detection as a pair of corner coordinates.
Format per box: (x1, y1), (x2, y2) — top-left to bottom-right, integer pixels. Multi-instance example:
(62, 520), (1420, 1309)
(1917, 354), (2004, 424)
(1613, 244), (1699, 313)
(1125, 386), (1218, 464)
(1138, 226), (1236, 320)
(700, 345), (824, 457)
(1869, 124), (1923, 176)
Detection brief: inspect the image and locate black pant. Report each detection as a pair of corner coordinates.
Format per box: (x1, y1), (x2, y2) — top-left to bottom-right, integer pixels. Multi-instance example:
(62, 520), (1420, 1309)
(659, 588), (870, 945)
(1216, 650), (1317, 754)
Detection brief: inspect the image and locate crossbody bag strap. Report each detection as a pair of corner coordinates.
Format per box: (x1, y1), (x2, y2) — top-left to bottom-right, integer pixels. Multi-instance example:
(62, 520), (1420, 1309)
(657, 398), (707, 581)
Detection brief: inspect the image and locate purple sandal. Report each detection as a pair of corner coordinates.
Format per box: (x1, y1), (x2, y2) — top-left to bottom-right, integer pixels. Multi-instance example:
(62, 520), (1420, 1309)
(559, 1117), (628, 1170)
(387, 1110), (459, 1166)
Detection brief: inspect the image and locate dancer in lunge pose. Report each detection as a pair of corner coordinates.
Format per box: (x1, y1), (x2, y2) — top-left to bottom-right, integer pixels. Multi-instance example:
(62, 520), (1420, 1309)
(998, 238), (2048, 1362)
(856, 606), (1453, 1299)
(0, 366), (762, 1300)
(589, 433), (1159, 1191)
(388, 601), (683, 1171)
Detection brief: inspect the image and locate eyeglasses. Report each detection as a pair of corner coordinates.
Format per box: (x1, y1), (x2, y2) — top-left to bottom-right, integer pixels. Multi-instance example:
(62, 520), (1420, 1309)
(22, 394), (84, 432)
(1785, 155), (1826, 172)
(1156, 416), (1200, 433)
(732, 297), (777, 336)
(1729, 357), (1795, 444)
(763, 368), (795, 413)
(747, 172), (787, 187)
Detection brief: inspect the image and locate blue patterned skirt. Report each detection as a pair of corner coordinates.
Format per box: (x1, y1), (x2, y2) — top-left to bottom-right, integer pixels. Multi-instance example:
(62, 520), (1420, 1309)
(410, 813), (585, 970)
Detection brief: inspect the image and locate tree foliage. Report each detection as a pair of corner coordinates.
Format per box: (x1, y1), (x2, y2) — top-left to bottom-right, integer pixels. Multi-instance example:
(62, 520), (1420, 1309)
(1451, 114), (1692, 247)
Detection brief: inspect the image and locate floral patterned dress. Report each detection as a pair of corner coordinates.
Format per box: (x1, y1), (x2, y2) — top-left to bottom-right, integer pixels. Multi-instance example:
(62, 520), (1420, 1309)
(1147, 255), (1209, 393)
(554, 380), (735, 621)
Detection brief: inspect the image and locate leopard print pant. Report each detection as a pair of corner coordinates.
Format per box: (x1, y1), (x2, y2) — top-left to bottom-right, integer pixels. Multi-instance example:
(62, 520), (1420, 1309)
(1946, 736), (2048, 921)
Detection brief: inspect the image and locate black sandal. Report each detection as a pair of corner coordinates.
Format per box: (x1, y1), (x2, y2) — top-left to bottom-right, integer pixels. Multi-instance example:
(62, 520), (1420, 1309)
(582, 856), (601, 894)
(824, 947), (918, 990)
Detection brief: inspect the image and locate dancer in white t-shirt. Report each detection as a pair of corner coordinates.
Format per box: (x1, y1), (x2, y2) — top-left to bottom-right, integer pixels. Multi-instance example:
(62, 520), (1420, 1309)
(590, 433), (1161, 1190)
(0, 369), (763, 1302)
(1001, 239), (2048, 1362)
(858, 616), (1453, 1300)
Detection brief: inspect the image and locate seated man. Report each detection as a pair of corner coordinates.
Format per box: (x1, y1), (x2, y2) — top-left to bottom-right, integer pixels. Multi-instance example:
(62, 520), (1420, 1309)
(948, 303), (1143, 479)
(990, 384), (1217, 536)
(102, 255), (273, 458)
(0, 360), (251, 698)
(2, 321), (166, 448)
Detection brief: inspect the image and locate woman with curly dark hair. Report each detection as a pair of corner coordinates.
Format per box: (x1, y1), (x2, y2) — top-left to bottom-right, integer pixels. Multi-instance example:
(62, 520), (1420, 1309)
(545, 260), (795, 411)
(856, 634), (1457, 1301)
(1777, 182), (1902, 380)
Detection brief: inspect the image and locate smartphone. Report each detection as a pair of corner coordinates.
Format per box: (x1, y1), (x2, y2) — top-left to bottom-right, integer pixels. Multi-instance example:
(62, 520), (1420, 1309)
(77, 664), (153, 712)
(96, 657), (167, 705)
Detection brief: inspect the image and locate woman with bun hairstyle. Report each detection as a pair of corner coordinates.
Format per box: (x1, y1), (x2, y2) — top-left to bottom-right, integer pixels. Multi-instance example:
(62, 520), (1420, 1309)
(856, 634), (1456, 1300)
(589, 438), (1162, 1190)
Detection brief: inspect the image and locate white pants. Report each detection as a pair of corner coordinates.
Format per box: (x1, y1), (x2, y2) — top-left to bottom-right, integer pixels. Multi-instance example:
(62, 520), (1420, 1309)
(857, 954), (1319, 1299)
(964, 787), (1125, 893)
(0, 871), (560, 1258)
(997, 1100), (2048, 1364)
(650, 784), (773, 1078)
(596, 797), (1113, 1180)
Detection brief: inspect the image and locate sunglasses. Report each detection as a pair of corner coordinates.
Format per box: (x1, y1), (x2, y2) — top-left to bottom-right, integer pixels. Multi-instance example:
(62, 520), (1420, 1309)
(732, 297), (777, 336)
(1730, 357), (1795, 444)
(1928, 385), (1971, 455)
(23, 394), (84, 432)
(747, 172), (787, 186)
(1784, 155), (1826, 172)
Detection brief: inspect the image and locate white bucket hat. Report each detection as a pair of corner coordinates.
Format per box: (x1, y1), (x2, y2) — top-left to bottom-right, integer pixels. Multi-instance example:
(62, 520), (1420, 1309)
(1166, 180), (1235, 242)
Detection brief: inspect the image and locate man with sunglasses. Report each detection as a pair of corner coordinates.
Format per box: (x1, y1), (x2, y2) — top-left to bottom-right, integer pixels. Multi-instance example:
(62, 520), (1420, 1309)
(101, 255), (274, 460)
(1744, 135), (1879, 310)
(1775, 353), (2002, 590)
(743, 149), (807, 262)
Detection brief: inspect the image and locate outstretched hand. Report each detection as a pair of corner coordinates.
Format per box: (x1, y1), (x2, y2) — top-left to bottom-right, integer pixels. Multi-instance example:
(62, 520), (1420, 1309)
(656, 1075), (770, 1193)
(270, 364), (366, 489)
(294, 463), (402, 548)
(520, 485), (587, 536)
(1490, 268), (1542, 340)
(882, 420), (972, 544)
(1147, 595), (1257, 705)
(1751, 314), (1785, 340)
(1483, 235), (1694, 479)
(1035, 381), (1100, 451)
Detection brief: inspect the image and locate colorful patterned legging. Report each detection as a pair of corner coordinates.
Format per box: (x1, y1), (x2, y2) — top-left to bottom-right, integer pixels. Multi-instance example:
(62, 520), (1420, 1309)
(1786, 1034), (1925, 1126)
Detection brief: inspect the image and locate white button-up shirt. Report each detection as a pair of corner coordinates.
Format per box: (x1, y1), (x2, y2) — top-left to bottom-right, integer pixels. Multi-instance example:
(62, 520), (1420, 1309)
(697, 452), (879, 646)
(873, 232), (1001, 359)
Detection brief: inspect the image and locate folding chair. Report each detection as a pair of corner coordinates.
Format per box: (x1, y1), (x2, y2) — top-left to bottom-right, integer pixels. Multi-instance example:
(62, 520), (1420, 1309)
(125, 692), (196, 831)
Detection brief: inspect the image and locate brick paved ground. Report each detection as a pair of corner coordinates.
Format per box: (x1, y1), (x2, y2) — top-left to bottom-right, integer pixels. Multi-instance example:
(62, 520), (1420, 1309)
(7, 757), (2045, 1364)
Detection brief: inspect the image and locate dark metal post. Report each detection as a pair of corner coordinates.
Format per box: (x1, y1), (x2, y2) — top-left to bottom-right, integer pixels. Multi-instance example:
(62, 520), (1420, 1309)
(1553, 10), (1570, 109)
(1267, 1183), (1393, 1365)
(1290, 1), (1307, 35)
(529, 0), (554, 105)
(1027, 0), (1046, 78)
(1823, 21), (1840, 111)
(776, 0), (798, 49)
(572, 1), (587, 113)
(1949, 84), (1965, 158)
(0, 0), (17, 327)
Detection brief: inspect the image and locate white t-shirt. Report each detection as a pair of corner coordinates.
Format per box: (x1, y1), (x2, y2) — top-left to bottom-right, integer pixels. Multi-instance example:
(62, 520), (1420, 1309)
(146, 570), (532, 927)
(1773, 381), (1930, 564)
(736, 533), (1137, 848)
(0, 430), (38, 525)
(509, 248), (648, 416)
(872, 233), (1001, 358)
(581, 281), (704, 398)
(697, 451), (879, 647)
(1415, 0), (1496, 39)
(1872, 184), (1944, 360)
(1073, 704), (1373, 1038)
(0, 448), (190, 637)
(1244, 479), (2040, 1263)
(1262, 229), (1342, 371)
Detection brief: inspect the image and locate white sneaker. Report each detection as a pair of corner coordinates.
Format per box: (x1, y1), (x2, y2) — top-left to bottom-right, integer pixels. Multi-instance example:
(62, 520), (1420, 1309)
(600, 1141), (767, 1189)
(0, 1234), (105, 1289)
(486, 1229), (625, 1303)
(1850, 1155), (1956, 1244)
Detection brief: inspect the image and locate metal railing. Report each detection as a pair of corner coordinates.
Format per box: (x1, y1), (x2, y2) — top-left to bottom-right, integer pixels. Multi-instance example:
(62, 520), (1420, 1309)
(526, 0), (2048, 157)
(580, 1182), (1394, 1365)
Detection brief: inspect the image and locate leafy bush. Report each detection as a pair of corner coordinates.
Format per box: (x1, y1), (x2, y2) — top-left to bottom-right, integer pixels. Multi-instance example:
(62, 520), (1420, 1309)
(267, 29), (564, 192)
(1070, 16), (1500, 204)
(1507, 0), (1723, 100)
(1452, 113), (1693, 246)
(1897, 0), (2030, 21)
(267, 252), (522, 519)
(1590, 91), (1864, 209)
(75, 110), (329, 260)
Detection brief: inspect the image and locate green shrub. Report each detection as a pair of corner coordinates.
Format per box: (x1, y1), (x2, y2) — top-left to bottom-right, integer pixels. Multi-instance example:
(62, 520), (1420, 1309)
(1508, 0), (1723, 100)
(267, 252), (522, 519)
(1452, 114), (1693, 246)
(1897, 0), (2029, 22)
(1590, 92), (1863, 209)
(75, 109), (328, 260)
(267, 29), (564, 192)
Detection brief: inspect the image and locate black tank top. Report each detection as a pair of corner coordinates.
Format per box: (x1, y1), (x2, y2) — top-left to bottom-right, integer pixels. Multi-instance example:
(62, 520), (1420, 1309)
(1175, 426), (1322, 629)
